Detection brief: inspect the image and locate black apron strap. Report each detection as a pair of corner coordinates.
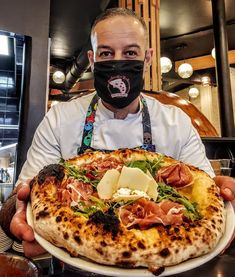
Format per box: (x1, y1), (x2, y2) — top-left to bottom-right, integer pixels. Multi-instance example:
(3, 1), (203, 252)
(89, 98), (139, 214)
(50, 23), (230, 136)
(77, 94), (99, 154)
(140, 95), (156, 152)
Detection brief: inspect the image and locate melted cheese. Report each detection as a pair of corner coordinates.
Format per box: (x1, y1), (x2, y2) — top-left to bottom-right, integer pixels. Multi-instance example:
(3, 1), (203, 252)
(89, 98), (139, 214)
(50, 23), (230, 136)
(113, 188), (150, 202)
(97, 169), (120, 199)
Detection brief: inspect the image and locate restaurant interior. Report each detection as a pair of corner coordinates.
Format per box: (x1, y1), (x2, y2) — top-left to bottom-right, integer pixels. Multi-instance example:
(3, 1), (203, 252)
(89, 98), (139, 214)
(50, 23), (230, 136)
(0, 0), (235, 275)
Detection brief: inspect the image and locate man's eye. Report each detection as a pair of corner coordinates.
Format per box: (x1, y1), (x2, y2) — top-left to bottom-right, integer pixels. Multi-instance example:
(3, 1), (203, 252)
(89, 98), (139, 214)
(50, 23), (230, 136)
(99, 51), (112, 57)
(125, 51), (137, 57)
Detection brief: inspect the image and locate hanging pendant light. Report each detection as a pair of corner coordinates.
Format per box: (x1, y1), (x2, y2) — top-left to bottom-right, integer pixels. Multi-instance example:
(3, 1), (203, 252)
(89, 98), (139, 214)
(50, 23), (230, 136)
(201, 76), (211, 86)
(211, 48), (216, 59)
(52, 70), (65, 84)
(188, 87), (200, 99)
(177, 63), (193, 79)
(160, 57), (172, 73)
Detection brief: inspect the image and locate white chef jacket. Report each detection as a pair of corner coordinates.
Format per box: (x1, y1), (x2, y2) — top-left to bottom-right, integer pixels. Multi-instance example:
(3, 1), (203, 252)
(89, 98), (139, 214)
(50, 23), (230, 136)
(17, 92), (214, 183)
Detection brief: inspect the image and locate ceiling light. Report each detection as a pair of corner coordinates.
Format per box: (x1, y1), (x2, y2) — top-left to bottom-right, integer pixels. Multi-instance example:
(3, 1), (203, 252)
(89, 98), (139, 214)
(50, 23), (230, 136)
(160, 57), (172, 73)
(0, 35), (9, 55)
(201, 76), (211, 86)
(177, 63), (193, 78)
(211, 48), (216, 59)
(52, 70), (65, 84)
(188, 87), (200, 99)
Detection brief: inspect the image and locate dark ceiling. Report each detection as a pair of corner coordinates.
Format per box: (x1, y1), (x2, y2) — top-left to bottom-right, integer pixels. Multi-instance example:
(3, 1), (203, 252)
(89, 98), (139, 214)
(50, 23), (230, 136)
(49, 0), (235, 92)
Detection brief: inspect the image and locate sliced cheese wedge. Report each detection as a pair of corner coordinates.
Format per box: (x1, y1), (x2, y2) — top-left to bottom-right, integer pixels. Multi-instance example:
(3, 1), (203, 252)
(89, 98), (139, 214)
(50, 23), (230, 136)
(146, 170), (159, 201)
(117, 166), (150, 192)
(97, 166), (159, 201)
(97, 169), (120, 199)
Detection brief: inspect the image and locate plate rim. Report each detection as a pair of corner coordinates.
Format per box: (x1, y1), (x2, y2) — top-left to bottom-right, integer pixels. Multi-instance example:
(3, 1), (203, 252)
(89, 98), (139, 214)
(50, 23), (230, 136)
(27, 201), (235, 277)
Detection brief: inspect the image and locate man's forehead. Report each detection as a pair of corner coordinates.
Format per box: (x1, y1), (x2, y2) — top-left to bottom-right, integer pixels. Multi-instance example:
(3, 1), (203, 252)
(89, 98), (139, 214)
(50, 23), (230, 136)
(92, 16), (146, 47)
(93, 15), (145, 37)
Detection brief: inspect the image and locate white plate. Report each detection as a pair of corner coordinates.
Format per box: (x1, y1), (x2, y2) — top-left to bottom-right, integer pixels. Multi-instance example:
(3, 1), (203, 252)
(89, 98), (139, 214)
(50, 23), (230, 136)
(27, 202), (235, 277)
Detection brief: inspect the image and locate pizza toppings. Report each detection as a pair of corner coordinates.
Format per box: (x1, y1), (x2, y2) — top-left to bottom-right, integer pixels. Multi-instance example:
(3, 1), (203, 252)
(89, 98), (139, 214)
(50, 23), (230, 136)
(157, 163), (193, 188)
(52, 154), (202, 229)
(119, 199), (185, 229)
(58, 178), (94, 206)
(157, 183), (202, 221)
(97, 166), (159, 201)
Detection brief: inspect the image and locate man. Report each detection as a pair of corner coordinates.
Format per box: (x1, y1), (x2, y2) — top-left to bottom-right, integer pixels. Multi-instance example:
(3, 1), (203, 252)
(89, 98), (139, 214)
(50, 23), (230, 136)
(1, 7), (235, 257)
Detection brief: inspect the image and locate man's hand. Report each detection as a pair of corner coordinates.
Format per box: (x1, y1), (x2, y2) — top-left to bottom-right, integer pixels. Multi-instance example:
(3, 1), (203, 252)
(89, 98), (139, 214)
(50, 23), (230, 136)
(214, 176), (235, 203)
(214, 175), (235, 253)
(10, 183), (46, 257)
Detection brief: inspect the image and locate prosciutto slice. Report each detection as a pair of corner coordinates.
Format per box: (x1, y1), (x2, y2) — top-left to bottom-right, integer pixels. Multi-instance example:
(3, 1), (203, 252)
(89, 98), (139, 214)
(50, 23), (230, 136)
(58, 178), (93, 206)
(157, 163), (193, 188)
(119, 198), (184, 230)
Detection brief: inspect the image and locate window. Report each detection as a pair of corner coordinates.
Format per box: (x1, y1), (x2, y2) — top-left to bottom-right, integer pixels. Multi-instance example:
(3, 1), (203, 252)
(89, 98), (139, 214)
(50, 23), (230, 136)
(0, 35), (9, 55)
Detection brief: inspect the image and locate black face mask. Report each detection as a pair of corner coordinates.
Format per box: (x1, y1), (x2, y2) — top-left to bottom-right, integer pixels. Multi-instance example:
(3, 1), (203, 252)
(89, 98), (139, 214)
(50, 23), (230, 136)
(93, 60), (144, 109)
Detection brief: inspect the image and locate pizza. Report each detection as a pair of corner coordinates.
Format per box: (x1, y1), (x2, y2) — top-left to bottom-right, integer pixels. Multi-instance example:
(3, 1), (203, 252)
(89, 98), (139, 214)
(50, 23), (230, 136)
(29, 149), (225, 274)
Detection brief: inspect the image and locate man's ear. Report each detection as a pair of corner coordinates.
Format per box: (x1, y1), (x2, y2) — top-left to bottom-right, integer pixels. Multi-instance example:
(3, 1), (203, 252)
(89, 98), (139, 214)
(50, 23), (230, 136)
(143, 48), (153, 73)
(87, 50), (95, 71)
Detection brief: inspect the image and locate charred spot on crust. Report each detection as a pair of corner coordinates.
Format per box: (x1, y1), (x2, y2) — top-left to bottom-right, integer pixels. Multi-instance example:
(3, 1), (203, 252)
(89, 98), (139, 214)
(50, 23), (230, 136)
(88, 210), (120, 238)
(63, 232), (69, 240)
(159, 248), (170, 257)
(38, 210), (49, 218)
(100, 241), (107, 247)
(29, 178), (36, 189)
(150, 267), (165, 276)
(129, 245), (137, 251)
(96, 248), (104, 255)
(174, 227), (180, 233)
(122, 251), (132, 258)
(186, 235), (192, 244)
(56, 215), (62, 222)
(137, 241), (146, 249)
(73, 233), (82, 245)
(38, 164), (65, 185)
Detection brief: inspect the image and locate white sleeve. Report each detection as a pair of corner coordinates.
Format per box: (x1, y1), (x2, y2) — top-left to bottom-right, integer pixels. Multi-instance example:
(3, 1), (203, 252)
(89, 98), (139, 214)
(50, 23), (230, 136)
(16, 105), (62, 185)
(179, 124), (215, 177)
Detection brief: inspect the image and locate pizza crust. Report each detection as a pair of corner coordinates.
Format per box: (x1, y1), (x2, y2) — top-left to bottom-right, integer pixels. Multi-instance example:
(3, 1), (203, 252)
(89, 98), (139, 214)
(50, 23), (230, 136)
(30, 149), (225, 269)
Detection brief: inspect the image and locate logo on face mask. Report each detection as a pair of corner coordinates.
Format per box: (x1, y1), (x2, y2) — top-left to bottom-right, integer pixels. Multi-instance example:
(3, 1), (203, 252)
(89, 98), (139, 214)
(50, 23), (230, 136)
(107, 75), (130, 98)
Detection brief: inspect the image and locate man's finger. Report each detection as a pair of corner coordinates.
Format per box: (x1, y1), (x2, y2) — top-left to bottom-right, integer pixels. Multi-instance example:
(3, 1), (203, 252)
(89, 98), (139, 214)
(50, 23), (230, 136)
(10, 200), (34, 242)
(220, 187), (234, 201)
(17, 183), (31, 202)
(23, 240), (46, 258)
(214, 176), (235, 201)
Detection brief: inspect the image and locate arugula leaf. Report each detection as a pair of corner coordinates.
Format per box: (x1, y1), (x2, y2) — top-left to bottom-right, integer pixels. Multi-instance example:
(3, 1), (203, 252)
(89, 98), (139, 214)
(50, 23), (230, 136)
(157, 183), (202, 221)
(125, 155), (164, 177)
(60, 161), (99, 188)
(71, 200), (105, 218)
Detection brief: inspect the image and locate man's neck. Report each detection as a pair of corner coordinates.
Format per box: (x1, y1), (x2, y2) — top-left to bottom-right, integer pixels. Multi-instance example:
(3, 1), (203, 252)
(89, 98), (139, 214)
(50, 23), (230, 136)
(101, 97), (140, 119)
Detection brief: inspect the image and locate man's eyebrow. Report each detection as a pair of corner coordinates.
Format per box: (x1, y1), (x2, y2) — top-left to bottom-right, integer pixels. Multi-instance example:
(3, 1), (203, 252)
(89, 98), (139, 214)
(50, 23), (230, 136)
(97, 45), (112, 50)
(97, 44), (141, 50)
(124, 44), (141, 49)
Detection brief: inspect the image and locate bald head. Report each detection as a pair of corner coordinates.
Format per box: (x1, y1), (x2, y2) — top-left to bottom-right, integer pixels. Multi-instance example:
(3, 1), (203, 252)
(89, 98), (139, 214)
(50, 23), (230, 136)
(90, 8), (148, 49)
